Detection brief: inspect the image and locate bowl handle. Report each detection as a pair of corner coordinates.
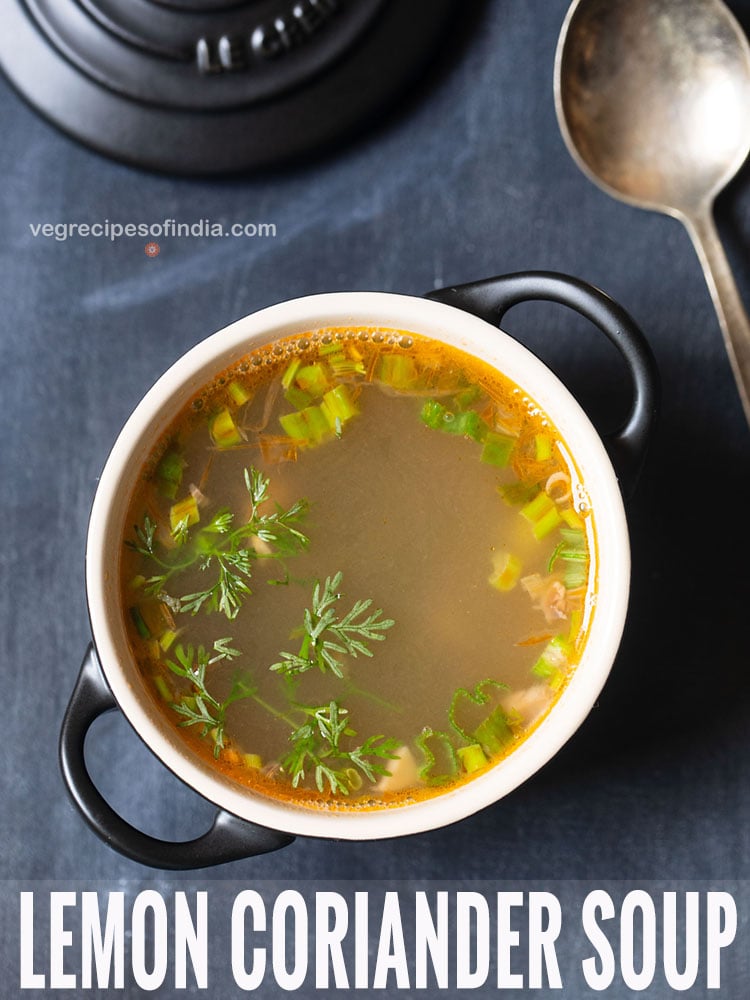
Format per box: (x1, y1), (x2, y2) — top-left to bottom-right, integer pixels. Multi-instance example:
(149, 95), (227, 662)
(59, 645), (294, 869)
(426, 271), (659, 495)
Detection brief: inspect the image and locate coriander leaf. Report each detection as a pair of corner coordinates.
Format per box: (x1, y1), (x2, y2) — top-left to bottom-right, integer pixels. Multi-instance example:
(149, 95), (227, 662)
(210, 637), (241, 663)
(126, 467), (309, 621)
(270, 573), (395, 679)
(171, 515), (191, 546)
(245, 467), (270, 506)
(280, 700), (399, 795)
(126, 515), (157, 557)
(203, 510), (234, 534)
(165, 641), (255, 757)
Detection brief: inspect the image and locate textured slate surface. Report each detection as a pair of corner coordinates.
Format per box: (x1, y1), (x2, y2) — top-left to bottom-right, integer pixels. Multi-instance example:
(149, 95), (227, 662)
(1, 0), (749, 939)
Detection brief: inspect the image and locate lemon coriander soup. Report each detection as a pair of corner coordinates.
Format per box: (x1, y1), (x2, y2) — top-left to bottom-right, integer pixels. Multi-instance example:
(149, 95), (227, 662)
(121, 328), (596, 809)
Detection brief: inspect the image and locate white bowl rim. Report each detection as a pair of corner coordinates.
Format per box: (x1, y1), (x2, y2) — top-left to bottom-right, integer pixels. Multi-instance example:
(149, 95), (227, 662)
(86, 290), (630, 841)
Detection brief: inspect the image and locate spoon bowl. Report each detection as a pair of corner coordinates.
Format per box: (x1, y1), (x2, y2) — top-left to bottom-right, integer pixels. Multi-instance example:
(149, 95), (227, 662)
(555, 0), (750, 422)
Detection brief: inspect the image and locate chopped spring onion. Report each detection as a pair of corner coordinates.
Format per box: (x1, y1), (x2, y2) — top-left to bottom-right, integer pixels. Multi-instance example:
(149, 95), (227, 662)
(448, 678), (508, 743)
(130, 607), (150, 639)
(153, 675), (172, 702)
(520, 491), (562, 540)
(532, 636), (570, 688)
(561, 507), (584, 530)
(481, 431), (515, 467)
(564, 564), (588, 589)
(243, 753), (263, 770)
(520, 491), (555, 523)
(318, 341), (344, 356)
(318, 342), (365, 374)
(159, 628), (178, 652)
(420, 399), (443, 429)
(560, 527), (585, 548)
(284, 385), (314, 410)
(321, 384), (358, 427)
(473, 707), (513, 755)
(533, 507), (562, 540)
(343, 767), (363, 791)
(281, 357), (302, 390)
(303, 405), (331, 444)
(279, 404), (332, 446)
(209, 408), (243, 449)
(157, 450), (185, 499)
(278, 410), (308, 441)
(457, 743), (488, 773)
(535, 433), (553, 461)
(295, 363), (330, 398)
(170, 494), (200, 533)
(453, 384), (483, 410)
(331, 357), (366, 377)
(228, 381), (253, 407)
(499, 481), (541, 506)
(377, 354), (420, 390)
(489, 552), (522, 592)
(419, 399), (486, 441)
(451, 410), (486, 440)
(547, 527), (588, 585)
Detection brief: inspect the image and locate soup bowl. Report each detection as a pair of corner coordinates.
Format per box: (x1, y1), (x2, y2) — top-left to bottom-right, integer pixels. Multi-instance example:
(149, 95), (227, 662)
(60, 271), (657, 869)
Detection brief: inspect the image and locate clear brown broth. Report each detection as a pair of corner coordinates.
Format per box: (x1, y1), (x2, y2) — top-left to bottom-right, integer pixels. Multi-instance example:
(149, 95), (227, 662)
(120, 328), (596, 809)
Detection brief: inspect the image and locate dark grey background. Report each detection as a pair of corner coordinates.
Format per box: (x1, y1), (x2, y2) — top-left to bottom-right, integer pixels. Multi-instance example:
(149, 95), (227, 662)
(2, 0), (750, 992)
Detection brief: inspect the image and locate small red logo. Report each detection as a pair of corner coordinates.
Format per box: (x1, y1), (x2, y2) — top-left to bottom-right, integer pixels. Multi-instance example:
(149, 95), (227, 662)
(144, 241), (160, 258)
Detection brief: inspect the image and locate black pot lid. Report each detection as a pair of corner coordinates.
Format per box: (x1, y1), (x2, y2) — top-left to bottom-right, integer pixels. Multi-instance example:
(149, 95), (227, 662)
(0, 0), (459, 174)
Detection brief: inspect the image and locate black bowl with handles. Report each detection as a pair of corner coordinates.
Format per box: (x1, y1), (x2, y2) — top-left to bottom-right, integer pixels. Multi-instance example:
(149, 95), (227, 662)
(60, 271), (658, 869)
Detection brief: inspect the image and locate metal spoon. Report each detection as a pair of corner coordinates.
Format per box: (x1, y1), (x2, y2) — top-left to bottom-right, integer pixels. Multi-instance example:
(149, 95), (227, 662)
(554, 0), (750, 423)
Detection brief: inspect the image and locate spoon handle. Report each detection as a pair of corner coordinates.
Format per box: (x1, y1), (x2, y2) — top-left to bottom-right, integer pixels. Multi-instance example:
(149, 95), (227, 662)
(684, 207), (750, 426)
